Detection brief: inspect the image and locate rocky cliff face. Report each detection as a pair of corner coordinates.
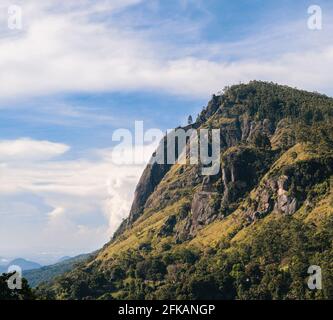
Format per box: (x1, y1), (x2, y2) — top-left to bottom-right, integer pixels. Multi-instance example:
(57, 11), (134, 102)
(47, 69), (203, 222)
(109, 81), (333, 245)
(243, 157), (333, 222)
(41, 81), (333, 300)
(112, 161), (172, 239)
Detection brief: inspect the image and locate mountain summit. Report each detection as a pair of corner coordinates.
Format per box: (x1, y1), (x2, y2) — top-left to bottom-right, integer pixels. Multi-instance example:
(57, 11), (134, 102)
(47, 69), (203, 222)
(38, 81), (333, 300)
(0, 258), (41, 274)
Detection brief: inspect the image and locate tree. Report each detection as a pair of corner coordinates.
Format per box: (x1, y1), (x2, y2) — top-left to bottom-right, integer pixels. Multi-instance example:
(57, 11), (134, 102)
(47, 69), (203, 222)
(252, 131), (271, 150)
(0, 273), (34, 300)
(188, 115), (193, 125)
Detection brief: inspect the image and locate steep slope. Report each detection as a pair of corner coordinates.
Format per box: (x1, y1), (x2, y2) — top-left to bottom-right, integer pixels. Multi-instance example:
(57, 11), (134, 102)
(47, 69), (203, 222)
(38, 81), (333, 300)
(24, 253), (93, 288)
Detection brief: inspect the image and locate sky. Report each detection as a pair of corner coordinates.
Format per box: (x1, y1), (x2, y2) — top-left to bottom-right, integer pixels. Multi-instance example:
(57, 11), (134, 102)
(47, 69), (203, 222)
(0, 0), (332, 264)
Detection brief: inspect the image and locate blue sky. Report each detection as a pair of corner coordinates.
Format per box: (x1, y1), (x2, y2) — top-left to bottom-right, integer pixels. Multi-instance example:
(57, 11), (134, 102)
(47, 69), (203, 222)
(0, 0), (332, 264)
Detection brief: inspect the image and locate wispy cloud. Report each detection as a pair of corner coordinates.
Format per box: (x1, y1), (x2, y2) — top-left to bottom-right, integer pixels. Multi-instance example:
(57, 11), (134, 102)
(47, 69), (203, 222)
(0, 102), (118, 127)
(0, 138), (69, 161)
(0, 137), (156, 258)
(0, 0), (332, 101)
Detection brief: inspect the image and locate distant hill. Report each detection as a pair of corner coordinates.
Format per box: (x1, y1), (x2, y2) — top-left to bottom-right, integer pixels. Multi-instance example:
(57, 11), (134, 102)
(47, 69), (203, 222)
(57, 256), (72, 263)
(9, 258), (42, 270)
(24, 253), (93, 287)
(0, 258), (41, 274)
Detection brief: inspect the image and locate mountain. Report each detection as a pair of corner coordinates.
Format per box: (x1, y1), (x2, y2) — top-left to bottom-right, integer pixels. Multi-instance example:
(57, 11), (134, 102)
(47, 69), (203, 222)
(0, 258), (41, 274)
(37, 81), (333, 300)
(57, 256), (72, 263)
(8, 258), (41, 271)
(24, 253), (93, 288)
(0, 257), (9, 266)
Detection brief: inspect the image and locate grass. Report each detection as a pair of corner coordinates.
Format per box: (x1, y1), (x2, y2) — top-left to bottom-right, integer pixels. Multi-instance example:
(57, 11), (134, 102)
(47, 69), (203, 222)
(304, 191), (333, 225)
(187, 209), (244, 248)
(97, 198), (190, 260)
(271, 143), (323, 172)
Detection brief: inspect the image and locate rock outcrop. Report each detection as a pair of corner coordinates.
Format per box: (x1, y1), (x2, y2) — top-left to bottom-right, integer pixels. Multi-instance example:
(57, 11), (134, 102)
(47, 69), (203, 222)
(110, 81), (333, 244)
(41, 81), (333, 300)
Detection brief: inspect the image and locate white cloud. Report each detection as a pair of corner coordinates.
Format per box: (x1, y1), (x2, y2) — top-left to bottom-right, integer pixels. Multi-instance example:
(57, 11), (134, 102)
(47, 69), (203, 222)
(0, 0), (332, 101)
(0, 138), (70, 161)
(48, 206), (65, 220)
(0, 137), (157, 258)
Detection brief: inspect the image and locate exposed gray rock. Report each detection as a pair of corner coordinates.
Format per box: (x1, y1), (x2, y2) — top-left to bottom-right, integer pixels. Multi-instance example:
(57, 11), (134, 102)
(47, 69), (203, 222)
(245, 175), (298, 223)
(176, 191), (219, 241)
(158, 215), (177, 237)
(274, 175), (297, 215)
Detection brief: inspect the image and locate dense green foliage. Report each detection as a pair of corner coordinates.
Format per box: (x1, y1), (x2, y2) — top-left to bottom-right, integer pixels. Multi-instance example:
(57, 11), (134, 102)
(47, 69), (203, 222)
(24, 253), (92, 288)
(0, 273), (34, 300)
(35, 214), (333, 300)
(35, 81), (333, 300)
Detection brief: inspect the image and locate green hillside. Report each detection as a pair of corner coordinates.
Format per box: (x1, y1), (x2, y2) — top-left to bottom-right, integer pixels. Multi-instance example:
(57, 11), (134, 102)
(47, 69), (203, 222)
(36, 81), (333, 300)
(24, 254), (93, 288)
